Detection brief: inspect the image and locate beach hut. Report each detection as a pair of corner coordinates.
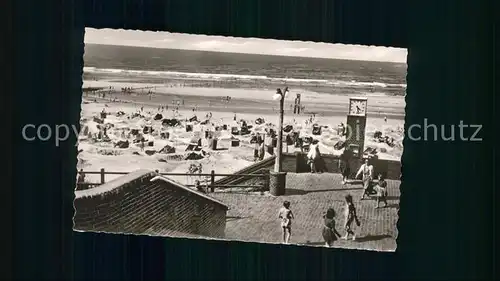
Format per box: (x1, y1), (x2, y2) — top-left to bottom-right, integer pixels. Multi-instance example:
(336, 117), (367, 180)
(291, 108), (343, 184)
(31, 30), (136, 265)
(154, 113), (163, 120)
(130, 129), (140, 136)
(312, 124), (322, 135)
(255, 118), (265, 125)
(334, 140), (346, 150)
(231, 126), (239, 135)
(143, 126), (154, 134)
(162, 118), (180, 127)
(209, 137), (218, 150)
(185, 137), (202, 151)
(114, 140), (130, 149)
(283, 125), (294, 133)
(159, 145), (176, 154)
(231, 137), (240, 147)
(188, 115), (198, 122)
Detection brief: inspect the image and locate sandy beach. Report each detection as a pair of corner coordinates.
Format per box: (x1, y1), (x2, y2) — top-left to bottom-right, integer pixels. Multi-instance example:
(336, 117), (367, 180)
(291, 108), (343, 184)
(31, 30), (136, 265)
(78, 80), (405, 185)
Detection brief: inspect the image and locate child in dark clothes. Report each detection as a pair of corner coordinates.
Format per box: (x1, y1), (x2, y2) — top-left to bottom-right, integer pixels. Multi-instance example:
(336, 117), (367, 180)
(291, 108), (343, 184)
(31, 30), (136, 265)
(342, 194), (361, 240)
(322, 208), (342, 247)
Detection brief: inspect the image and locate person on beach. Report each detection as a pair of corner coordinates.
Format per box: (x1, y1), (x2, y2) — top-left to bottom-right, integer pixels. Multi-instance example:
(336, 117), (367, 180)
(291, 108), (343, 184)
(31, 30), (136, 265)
(253, 140), (260, 161)
(140, 137), (145, 151)
(307, 140), (321, 173)
(258, 140), (265, 161)
(278, 201), (294, 244)
(77, 169), (86, 183)
(338, 122), (346, 137)
(374, 173), (388, 208)
(356, 158), (374, 200)
(252, 133), (261, 161)
(339, 148), (353, 184)
(322, 208), (342, 247)
(343, 194), (361, 240)
(194, 180), (206, 193)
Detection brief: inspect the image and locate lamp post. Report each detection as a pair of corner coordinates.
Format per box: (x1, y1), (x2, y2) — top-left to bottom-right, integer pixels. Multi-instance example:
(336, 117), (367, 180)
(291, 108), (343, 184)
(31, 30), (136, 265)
(270, 87), (289, 196)
(273, 87), (289, 172)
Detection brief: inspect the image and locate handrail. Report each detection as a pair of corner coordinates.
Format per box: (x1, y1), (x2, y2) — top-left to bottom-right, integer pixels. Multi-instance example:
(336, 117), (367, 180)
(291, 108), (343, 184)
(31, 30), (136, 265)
(79, 170), (266, 177)
(77, 168), (269, 192)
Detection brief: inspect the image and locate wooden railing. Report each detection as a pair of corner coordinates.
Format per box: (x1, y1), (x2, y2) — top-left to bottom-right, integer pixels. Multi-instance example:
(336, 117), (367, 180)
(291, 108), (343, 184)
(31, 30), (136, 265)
(76, 168), (269, 192)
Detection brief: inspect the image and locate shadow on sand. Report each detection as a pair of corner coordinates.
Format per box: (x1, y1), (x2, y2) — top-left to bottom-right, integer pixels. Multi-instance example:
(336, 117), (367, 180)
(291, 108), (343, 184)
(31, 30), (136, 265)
(353, 234), (392, 242)
(301, 234), (392, 246)
(226, 215), (250, 222)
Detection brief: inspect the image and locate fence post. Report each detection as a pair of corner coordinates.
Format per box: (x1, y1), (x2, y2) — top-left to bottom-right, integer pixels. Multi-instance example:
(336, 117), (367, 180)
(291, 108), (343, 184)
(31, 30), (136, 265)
(210, 170), (215, 192)
(100, 168), (105, 184)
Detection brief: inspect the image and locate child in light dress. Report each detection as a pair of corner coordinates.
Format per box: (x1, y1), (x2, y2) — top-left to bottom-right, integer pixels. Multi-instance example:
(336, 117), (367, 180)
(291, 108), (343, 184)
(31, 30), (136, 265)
(278, 201), (294, 244)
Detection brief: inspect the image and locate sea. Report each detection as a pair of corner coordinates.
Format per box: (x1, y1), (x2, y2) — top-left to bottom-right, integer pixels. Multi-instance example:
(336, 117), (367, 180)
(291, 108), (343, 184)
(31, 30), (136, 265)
(83, 44), (407, 96)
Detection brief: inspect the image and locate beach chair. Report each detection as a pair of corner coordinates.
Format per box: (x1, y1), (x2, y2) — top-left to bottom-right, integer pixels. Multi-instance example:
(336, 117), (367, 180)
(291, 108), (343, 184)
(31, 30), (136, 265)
(334, 140), (346, 150)
(231, 127), (239, 135)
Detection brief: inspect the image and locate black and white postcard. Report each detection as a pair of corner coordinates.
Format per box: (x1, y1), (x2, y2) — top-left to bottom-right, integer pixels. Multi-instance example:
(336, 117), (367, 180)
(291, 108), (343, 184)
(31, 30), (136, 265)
(74, 28), (406, 251)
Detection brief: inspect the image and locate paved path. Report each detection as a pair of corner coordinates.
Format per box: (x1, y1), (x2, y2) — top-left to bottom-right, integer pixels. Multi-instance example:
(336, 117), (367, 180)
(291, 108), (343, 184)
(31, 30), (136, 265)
(211, 173), (400, 251)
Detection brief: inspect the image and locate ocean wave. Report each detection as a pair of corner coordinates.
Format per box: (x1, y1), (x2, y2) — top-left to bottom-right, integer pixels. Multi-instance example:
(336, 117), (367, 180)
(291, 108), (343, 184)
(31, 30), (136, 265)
(83, 67), (407, 89)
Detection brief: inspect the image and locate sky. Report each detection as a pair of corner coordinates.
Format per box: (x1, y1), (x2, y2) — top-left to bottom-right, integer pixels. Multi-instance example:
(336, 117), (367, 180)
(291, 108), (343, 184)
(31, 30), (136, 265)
(85, 28), (407, 63)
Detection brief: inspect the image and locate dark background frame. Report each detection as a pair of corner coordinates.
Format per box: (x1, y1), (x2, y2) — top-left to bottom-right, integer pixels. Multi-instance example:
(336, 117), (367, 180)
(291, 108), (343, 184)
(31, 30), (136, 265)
(5, 0), (494, 280)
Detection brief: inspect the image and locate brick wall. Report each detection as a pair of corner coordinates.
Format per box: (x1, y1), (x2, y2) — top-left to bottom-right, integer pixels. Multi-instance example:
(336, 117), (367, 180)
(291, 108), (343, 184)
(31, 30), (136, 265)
(74, 170), (228, 239)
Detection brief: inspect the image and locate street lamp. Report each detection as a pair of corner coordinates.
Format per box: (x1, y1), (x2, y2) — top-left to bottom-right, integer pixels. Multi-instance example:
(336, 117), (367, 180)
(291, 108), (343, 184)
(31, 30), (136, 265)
(273, 87), (289, 172)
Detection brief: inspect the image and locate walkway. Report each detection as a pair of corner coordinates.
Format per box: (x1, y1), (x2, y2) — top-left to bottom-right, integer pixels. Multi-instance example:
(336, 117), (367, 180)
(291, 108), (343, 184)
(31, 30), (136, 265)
(211, 173), (400, 251)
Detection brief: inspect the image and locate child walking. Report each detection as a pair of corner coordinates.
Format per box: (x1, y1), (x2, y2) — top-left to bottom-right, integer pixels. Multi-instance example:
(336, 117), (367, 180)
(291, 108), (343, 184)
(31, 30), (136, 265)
(374, 174), (388, 208)
(343, 194), (361, 240)
(322, 208), (342, 247)
(278, 201), (294, 244)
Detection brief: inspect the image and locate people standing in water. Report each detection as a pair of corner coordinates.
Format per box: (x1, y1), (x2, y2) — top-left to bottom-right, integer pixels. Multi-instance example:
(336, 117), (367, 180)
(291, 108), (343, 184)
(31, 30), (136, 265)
(374, 173), (388, 208)
(356, 158), (374, 200)
(278, 201), (294, 244)
(343, 194), (361, 240)
(322, 208), (342, 247)
(339, 148), (353, 185)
